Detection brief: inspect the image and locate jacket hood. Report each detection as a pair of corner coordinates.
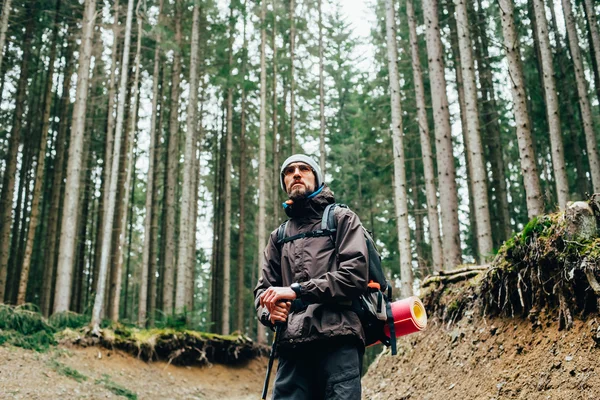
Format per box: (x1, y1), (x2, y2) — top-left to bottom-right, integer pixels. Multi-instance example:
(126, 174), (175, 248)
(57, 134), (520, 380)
(284, 184), (335, 219)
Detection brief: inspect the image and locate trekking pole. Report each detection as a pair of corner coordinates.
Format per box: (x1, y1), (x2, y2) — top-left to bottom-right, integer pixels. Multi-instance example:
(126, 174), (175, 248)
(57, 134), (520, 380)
(261, 323), (283, 400)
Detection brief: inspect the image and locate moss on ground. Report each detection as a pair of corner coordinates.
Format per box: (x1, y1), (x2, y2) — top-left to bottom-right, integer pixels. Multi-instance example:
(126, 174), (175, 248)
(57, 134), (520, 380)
(0, 304), (262, 365)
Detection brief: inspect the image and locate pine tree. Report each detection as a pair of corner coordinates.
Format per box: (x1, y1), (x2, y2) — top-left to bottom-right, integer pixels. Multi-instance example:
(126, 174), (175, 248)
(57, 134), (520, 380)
(561, 0), (600, 192)
(496, 0), (544, 218)
(406, 0), (442, 271)
(453, 0), (493, 262)
(531, 0), (569, 208)
(385, 0), (413, 297)
(422, 0), (462, 269)
(91, 0), (135, 330)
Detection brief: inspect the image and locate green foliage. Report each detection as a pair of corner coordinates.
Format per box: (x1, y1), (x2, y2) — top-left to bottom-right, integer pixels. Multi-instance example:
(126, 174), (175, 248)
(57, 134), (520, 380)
(95, 374), (138, 400)
(0, 304), (54, 336)
(48, 359), (88, 383)
(49, 311), (90, 330)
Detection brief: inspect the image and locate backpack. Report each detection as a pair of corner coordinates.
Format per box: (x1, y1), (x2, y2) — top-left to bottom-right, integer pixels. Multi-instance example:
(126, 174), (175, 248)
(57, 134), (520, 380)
(276, 203), (397, 355)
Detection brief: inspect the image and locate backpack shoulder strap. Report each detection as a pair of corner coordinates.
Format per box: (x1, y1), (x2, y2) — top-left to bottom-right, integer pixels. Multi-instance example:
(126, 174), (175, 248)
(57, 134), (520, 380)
(321, 203), (349, 230)
(276, 220), (289, 246)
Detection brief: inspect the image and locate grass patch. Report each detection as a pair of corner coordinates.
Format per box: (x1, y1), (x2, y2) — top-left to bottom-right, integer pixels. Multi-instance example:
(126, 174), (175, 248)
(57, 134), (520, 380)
(48, 359), (88, 383)
(49, 311), (90, 330)
(95, 374), (137, 399)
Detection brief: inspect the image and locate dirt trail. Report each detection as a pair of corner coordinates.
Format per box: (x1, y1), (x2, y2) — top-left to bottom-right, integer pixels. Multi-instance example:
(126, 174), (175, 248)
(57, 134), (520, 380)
(0, 344), (271, 399)
(362, 313), (600, 400)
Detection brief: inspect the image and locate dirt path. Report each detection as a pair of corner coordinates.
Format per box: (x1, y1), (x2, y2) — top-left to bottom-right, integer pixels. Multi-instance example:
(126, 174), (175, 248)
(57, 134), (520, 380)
(0, 344), (272, 399)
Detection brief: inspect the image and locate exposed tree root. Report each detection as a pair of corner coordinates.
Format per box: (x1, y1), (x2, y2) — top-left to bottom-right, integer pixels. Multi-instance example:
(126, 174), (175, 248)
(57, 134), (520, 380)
(422, 196), (600, 331)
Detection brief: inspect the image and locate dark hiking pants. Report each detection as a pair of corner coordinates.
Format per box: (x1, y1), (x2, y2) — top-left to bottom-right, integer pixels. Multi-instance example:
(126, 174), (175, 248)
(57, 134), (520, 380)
(272, 340), (364, 400)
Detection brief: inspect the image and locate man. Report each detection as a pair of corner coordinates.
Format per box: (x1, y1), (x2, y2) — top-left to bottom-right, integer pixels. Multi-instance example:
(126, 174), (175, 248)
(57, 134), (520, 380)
(254, 154), (369, 400)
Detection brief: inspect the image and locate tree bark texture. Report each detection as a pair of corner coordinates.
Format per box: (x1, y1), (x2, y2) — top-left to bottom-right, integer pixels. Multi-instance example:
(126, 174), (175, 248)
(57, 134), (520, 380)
(54, 0), (97, 313)
(531, 0), (569, 209)
(289, 0), (296, 154)
(406, 0), (443, 271)
(176, 1), (200, 315)
(42, 37), (75, 316)
(497, 0), (544, 218)
(257, 0), (268, 343)
(422, 0), (462, 269)
(472, 0), (511, 244)
(561, 0), (600, 193)
(583, 0), (600, 106)
(139, 0), (164, 325)
(163, 0), (183, 315)
(318, 0), (326, 174)
(94, 0), (121, 290)
(385, 0), (413, 297)
(0, 0), (12, 76)
(0, 5), (34, 302)
(453, 0), (493, 262)
(17, 0), (63, 305)
(91, 0), (134, 330)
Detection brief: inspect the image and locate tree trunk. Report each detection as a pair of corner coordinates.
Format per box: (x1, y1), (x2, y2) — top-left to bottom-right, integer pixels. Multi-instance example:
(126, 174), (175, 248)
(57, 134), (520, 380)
(271, 0), (280, 229)
(54, 0), (97, 313)
(0, 0), (12, 75)
(163, 0), (183, 315)
(220, 3), (235, 334)
(0, 5), (35, 302)
(406, 0), (443, 271)
(446, 1), (479, 260)
(531, 0), (569, 209)
(110, 5), (142, 322)
(94, 0), (121, 292)
(289, 0), (296, 154)
(453, 0), (493, 262)
(139, 0), (164, 325)
(561, 0), (600, 192)
(149, 64), (166, 326)
(176, 0), (200, 315)
(17, 0), (63, 305)
(237, 0), (248, 334)
(90, 0), (134, 331)
(385, 0), (413, 297)
(106, 67), (133, 320)
(422, 0), (462, 269)
(583, 0), (600, 106)
(411, 160), (427, 276)
(318, 0), (326, 173)
(257, 0), (268, 343)
(497, 0), (544, 218)
(71, 137), (92, 313)
(472, 0), (511, 244)
(42, 36), (75, 316)
(7, 131), (33, 304)
(123, 148), (137, 320)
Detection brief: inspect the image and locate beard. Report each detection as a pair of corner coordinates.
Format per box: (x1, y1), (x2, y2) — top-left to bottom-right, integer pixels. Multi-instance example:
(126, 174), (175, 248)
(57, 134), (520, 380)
(288, 183), (311, 201)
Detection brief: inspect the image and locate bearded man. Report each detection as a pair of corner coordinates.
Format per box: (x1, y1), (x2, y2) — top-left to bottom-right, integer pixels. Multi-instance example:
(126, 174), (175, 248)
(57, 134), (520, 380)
(254, 154), (369, 400)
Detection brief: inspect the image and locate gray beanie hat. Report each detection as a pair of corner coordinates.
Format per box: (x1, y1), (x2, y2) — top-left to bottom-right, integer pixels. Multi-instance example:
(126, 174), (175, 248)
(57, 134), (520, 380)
(280, 154), (323, 192)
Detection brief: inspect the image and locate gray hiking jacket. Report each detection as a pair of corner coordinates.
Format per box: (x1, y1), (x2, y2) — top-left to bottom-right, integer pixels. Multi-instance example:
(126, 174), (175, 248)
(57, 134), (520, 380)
(254, 185), (369, 349)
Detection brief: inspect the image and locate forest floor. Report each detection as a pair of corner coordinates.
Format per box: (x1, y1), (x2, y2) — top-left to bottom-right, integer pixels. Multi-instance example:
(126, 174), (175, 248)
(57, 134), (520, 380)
(4, 312), (600, 400)
(0, 343), (271, 399)
(362, 311), (600, 400)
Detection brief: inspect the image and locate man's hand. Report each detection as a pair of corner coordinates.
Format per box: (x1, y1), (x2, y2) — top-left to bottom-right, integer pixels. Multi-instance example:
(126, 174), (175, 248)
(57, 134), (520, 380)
(259, 286), (297, 313)
(269, 301), (292, 325)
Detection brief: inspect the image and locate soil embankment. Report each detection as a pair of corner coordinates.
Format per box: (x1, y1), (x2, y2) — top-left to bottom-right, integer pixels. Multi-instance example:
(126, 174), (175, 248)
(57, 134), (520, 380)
(363, 313), (600, 399)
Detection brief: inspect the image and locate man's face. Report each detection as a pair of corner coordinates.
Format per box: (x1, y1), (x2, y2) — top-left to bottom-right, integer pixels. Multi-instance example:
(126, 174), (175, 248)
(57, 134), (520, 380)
(283, 162), (316, 200)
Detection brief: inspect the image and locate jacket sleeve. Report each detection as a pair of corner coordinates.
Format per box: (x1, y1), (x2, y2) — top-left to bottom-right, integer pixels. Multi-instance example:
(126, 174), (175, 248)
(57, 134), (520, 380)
(253, 229), (282, 328)
(300, 208), (368, 303)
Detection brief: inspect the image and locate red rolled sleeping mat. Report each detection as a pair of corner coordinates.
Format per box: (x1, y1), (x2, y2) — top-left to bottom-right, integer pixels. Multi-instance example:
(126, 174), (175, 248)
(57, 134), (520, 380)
(384, 296), (428, 338)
